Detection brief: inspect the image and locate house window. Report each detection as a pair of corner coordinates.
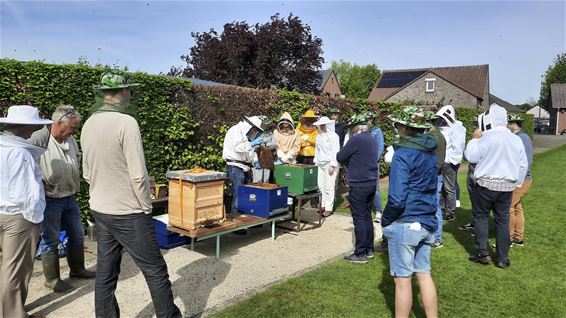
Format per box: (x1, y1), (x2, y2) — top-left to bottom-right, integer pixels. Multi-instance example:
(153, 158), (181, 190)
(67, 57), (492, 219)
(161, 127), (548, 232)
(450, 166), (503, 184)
(425, 78), (436, 92)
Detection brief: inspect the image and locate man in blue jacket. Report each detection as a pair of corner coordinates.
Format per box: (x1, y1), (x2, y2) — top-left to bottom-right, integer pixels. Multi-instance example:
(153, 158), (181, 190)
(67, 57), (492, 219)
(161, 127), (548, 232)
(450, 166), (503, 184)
(337, 113), (378, 264)
(381, 107), (438, 318)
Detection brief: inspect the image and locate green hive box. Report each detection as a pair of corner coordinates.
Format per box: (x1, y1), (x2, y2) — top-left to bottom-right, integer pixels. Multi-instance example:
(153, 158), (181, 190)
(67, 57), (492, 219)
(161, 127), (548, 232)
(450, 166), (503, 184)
(274, 164), (318, 195)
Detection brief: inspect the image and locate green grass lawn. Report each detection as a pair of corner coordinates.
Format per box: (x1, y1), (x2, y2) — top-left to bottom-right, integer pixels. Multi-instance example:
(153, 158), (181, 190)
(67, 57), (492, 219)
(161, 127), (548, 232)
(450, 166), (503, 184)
(212, 146), (566, 318)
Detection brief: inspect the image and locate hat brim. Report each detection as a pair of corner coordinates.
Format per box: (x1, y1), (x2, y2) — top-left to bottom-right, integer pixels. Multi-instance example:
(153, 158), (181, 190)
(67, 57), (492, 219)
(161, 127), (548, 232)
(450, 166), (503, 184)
(95, 83), (142, 90)
(388, 115), (431, 129)
(0, 118), (53, 125)
(347, 121), (365, 127)
(313, 119), (334, 126)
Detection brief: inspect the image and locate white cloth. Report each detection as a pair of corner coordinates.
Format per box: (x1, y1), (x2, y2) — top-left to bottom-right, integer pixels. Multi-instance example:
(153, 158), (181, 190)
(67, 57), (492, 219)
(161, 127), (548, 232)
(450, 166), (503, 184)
(464, 126), (528, 190)
(313, 131), (340, 167)
(440, 121), (466, 164)
(222, 117), (262, 172)
(317, 165), (339, 211)
(29, 127), (81, 198)
(0, 134), (47, 224)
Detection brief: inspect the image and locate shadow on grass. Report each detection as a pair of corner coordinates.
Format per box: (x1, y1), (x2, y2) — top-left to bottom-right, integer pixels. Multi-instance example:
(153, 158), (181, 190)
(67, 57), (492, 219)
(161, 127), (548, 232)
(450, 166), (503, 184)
(443, 208), (476, 256)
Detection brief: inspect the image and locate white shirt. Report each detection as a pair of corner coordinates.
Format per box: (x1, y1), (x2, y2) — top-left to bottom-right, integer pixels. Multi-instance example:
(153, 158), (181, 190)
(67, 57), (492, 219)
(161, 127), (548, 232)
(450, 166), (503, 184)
(314, 131), (340, 167)
(0, 134), (47, 224)
(440, 120), (466, 164)
(464, 126), (528, 189)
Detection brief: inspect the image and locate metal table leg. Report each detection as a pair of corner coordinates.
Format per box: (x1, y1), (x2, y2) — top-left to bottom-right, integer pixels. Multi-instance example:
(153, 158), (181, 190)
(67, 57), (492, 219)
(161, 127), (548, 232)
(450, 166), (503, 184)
(272, 220), (275, 240)
(216, 235), (220, 259)
(296, 198), (302, 232)
(191, 239), (195, 251)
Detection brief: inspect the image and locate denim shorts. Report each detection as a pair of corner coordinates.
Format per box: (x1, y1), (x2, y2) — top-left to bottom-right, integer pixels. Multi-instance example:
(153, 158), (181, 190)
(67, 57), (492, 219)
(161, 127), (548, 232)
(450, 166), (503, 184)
(382, 221), (435, 277)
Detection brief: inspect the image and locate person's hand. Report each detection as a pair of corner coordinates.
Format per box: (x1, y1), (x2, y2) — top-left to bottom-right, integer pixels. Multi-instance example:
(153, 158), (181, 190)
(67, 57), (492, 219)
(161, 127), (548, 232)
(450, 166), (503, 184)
(254, 161), (262, 169)
(328, 166), (335, 176)
(250, 137), (263, 147)
(43, 181), (56, 192)
(472, 128), (482, 139)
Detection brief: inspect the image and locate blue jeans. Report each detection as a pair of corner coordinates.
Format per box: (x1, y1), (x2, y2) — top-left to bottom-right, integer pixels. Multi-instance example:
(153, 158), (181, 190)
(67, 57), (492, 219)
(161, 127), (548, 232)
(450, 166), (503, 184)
(227, 165), (249, 213)
(38, 195), (84, 255)
(382, 222), (435, 277)
(435, 175), (444, 240)
(349, 185), (376, 256)
(91, 210), (181, 318)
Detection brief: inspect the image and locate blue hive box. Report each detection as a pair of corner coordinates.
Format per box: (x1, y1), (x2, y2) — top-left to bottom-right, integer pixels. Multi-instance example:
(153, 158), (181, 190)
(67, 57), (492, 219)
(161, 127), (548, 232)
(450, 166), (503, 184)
(237, 183), (288, 218)
(153, 214), (190, 249)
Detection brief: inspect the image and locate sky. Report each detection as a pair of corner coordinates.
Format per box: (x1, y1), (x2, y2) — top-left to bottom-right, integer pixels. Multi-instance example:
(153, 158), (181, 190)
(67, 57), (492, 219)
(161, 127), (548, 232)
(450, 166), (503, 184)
(1, 0), (565, 104)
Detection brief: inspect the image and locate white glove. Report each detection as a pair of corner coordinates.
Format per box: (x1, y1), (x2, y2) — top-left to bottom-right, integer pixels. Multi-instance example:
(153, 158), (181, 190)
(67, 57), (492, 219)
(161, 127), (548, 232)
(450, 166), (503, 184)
(384, 146), (394, 163)
(276, 149), (285, 160)
(281, 154), (290, 163)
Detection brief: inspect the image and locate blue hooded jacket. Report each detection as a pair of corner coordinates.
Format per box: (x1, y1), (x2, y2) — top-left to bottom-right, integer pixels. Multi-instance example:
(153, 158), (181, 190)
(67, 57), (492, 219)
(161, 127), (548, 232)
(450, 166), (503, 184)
(382, 133), (438, 232)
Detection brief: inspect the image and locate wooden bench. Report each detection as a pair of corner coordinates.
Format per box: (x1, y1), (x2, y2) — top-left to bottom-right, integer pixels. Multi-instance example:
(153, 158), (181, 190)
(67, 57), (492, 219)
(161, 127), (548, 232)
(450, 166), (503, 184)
(167, 212), (291, 259)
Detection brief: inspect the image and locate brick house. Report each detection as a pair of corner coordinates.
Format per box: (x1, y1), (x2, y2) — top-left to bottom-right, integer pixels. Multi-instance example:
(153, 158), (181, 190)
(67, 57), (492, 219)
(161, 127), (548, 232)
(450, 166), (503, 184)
(368, 64), (490, 109)
(317, 70), (343, 98)
(549, 83), (566, 134)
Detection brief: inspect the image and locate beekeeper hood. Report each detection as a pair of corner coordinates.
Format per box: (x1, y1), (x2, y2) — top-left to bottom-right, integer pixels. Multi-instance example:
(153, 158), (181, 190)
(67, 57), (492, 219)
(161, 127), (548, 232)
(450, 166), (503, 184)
(477, 105), (508, 132)
(313, 116), (335, 132)
(243, 116), (264, 141)
(436, 105), (457, 127)
(277, 112), (295, 131)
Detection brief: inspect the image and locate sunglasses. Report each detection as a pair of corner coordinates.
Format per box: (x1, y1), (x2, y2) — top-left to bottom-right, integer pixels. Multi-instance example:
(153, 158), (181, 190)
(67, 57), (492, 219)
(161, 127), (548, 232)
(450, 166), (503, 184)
(58, 108), (76, 122)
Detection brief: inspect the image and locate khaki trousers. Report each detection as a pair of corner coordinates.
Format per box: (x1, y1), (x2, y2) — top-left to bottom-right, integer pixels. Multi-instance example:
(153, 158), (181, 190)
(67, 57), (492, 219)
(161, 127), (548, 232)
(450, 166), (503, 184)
(509, 179), (532, 241)
(0, 214), (40, 318)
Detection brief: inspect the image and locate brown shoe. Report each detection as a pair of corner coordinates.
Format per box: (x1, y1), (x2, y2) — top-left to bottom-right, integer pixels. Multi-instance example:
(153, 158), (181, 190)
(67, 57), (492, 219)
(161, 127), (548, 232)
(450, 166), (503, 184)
(322, 210), (334, 217)
(318, 208), (325, 215)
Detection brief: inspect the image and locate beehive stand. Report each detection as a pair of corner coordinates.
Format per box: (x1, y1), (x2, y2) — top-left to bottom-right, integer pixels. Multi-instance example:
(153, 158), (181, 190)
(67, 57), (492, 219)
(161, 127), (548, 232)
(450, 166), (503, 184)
(167, 212), (291, 259)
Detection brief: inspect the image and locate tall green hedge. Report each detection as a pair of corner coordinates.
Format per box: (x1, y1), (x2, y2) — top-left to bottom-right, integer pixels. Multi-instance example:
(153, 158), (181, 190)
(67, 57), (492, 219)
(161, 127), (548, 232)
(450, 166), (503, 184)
(0, 59), (533, 222)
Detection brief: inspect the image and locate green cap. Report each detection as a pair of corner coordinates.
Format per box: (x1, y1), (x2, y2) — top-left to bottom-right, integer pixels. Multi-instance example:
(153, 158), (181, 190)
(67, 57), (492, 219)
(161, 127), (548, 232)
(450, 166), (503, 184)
(508, 114), (524, 122)
(326, 108), (342, 115)
(388, 106), (431, 129)
(424, 111), (439, 122)
(95, 69), (141, 90)
(348, 113), (368, 126)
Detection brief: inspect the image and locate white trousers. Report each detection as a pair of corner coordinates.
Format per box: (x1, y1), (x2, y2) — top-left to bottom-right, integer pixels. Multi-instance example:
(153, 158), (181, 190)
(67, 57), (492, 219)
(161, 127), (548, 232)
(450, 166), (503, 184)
(317, 164), (339, 211)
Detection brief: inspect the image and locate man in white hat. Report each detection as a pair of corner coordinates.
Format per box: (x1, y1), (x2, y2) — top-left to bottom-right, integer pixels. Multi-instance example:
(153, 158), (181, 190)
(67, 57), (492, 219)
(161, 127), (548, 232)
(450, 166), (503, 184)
(0, 105), (52, 318)
(29, 105), (95, 293)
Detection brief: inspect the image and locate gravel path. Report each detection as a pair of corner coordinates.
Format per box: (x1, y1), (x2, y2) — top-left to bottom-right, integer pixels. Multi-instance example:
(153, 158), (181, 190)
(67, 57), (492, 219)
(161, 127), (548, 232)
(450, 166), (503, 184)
(26, 211), (382, 318)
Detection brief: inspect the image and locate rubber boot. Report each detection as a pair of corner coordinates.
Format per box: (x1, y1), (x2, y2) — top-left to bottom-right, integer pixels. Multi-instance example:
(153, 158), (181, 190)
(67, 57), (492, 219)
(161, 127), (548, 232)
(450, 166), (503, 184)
(42, 252), (74, 293)
(67, 246), (96, 279)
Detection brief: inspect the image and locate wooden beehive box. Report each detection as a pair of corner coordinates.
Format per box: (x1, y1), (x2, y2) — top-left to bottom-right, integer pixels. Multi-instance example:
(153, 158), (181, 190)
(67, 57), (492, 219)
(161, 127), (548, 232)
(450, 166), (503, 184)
(167, 170), (226, 230)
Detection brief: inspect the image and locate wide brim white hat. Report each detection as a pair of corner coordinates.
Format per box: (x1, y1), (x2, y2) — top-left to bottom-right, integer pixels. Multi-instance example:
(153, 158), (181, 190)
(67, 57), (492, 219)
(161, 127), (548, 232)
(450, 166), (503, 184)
(0, 105), (53, 125)
(313, 116), (334, 126)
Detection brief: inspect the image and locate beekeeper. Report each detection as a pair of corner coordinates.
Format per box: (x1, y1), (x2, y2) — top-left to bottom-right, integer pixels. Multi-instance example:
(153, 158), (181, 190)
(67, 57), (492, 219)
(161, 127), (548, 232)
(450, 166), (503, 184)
(273, 112), (301, 164)
(222, 115), (264, 213)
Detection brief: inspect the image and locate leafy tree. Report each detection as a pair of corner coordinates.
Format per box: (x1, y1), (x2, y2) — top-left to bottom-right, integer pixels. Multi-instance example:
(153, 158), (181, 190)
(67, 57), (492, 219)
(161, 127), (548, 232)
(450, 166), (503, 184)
(539, 53), (566, 110)
(169, 14), (324, 93)
(330, 60), (381, 99)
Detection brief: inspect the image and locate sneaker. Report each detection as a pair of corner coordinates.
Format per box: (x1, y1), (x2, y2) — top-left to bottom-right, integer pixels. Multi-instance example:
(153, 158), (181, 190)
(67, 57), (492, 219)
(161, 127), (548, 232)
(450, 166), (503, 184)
(468, 254), (491, 264)
(512, 239), (524, 246)
(344, 253), (368, 264)
(459, 223), (475, 231)
(495, 259), (510, 268)
(456, 200), (461, 208)
(432, 240), (444, 249)
(366, 251), (375, 259)
(443, 213), (455, 221)
(492, 242), (513, 248)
